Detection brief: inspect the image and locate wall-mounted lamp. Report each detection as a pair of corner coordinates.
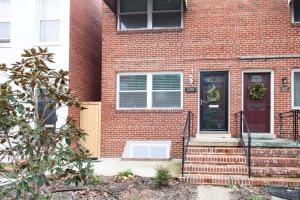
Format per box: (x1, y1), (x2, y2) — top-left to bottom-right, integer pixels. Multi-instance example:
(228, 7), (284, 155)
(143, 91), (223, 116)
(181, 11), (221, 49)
(281, 77), (289, 91)
(189, 74), (194, 86)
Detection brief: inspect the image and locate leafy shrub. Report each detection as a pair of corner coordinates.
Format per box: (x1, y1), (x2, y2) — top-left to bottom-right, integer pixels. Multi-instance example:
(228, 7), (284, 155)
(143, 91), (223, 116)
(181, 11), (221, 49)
(0, 48), (94, 199)
(249, 194), (265, 200)
(116, 169), (134, 181)
(154, 167), (171, 187)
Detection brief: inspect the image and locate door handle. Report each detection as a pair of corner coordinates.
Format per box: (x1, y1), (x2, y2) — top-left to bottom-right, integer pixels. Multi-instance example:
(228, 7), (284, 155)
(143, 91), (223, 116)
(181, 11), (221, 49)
(201, 99), (206, 106)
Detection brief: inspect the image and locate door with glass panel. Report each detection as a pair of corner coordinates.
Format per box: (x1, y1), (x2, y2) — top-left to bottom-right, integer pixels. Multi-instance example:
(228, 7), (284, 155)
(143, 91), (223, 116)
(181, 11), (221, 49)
(200, 72), (228, 132)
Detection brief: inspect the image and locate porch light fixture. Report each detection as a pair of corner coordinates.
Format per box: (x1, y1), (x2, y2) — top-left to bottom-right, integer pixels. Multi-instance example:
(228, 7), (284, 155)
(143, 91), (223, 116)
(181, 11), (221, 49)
(281, 77), (289, 91)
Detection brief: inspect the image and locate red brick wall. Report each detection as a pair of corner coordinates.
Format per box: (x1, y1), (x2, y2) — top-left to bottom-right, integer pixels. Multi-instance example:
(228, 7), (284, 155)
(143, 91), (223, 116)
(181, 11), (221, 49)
(101, 0), (300, 158)
(69, 0), (102, 122)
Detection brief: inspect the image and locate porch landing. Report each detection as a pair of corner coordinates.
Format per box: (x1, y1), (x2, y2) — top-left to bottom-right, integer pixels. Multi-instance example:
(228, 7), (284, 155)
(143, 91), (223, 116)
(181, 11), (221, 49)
(190, 134), (300, 148)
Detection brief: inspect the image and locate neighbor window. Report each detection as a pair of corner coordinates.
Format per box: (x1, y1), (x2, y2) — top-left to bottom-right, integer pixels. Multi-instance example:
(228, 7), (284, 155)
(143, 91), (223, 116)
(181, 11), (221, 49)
(0, 0), (11, 44)
(293, 0), (300, 23)
(118, 73), (182, 109)
(39, 0), (60, 42)
(118, 0), (183, 30)
(293, 71), (300, 108)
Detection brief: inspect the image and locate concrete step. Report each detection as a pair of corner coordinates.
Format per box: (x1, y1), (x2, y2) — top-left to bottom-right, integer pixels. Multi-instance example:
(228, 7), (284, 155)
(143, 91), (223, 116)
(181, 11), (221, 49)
(187, 147), (300, 158)
(184, 164), (300, 178)
(180, 174), (300, 187)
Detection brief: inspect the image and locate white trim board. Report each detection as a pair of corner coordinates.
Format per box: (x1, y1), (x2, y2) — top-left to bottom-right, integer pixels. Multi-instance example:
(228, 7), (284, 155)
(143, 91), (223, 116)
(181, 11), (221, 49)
(241, 69), (275, 135)
(292, 69), (300, 110)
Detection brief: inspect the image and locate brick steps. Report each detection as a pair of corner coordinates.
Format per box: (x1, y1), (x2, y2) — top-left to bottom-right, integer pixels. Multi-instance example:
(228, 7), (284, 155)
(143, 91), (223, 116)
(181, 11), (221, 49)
(184, 164), (300, 178)
(182, 146), (300, 186)
(180, 174), (300, 187)
(187, 147), (300, 157)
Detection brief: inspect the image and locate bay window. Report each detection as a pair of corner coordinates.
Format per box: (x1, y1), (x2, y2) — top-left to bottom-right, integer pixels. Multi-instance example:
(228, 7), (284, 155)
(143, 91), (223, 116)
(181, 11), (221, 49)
(293, 71), (300, 109)
(117, 73), (183, 109)
(0, 0), (11, 44)
(118, 0), (183, 30)
(39, 0), (60, 42)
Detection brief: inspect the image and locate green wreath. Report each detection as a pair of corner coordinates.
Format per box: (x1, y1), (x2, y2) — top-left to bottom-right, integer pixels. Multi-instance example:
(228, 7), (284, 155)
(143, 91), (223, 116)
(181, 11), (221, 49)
(207, 85), (221, 103)
(248, 83), (265, 100)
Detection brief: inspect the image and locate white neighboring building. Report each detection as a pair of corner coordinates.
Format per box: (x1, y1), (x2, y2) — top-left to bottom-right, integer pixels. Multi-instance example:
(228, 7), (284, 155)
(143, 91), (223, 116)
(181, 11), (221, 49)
(0, 0), (70, 127)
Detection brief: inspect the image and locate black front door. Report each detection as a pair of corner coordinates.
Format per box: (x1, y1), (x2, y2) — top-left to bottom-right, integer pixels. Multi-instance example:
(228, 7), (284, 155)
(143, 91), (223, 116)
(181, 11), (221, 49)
(200, 72), (228, 131)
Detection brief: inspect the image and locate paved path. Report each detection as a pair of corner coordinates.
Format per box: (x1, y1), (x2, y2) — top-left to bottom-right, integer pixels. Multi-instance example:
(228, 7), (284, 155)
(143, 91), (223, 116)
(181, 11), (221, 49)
(93, 158), (180, 177)
(197, 185), (233, 200)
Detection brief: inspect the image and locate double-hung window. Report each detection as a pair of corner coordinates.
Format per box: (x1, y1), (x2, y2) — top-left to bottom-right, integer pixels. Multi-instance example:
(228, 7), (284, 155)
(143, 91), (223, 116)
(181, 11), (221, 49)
(293, 70), (300, 109)
(0, 0), (11, 44)
(117, 73), (183, 109)
(118, 0), (183, 30)
(39, 0), (60, 42)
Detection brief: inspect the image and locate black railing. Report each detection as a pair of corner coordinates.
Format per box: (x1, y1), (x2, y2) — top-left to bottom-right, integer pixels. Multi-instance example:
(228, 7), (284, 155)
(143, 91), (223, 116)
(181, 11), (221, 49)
(239, 111), (252, 178)
(181, 111), (193, 177)
(279, 110), (299, 141)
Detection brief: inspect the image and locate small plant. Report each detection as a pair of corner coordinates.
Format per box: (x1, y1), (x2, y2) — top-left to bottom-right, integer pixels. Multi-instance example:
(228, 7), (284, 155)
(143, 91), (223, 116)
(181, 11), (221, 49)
(87, 175), (102, 186)
(116, 169), (134, 181)
(249, 194), (265, 200)
(154, 167), (171, 187)
(226, 183), (237, 189)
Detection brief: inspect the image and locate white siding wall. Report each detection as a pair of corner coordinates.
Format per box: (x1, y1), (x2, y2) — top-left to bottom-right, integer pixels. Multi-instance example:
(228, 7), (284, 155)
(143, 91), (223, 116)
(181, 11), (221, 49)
(0, 0), (70, 128)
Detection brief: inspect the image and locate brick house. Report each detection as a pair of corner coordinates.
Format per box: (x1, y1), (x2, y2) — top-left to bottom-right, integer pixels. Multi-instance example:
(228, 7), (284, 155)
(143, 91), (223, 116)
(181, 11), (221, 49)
(101, 0), (300, 185)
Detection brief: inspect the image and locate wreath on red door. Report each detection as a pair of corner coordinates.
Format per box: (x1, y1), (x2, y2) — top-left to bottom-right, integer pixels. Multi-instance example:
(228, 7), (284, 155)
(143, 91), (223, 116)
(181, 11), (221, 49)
(248, 83), (266, 100)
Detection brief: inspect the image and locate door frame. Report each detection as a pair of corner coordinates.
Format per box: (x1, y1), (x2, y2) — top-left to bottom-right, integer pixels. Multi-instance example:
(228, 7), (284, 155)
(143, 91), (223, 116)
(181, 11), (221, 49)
(198, 71), (229, 133)
(241, 70), (274, 135)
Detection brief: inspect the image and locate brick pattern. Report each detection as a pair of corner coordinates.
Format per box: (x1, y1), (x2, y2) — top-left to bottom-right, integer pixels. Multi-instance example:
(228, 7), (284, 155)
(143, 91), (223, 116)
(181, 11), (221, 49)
(69, 0), (102, 123)
(182, 146), (300, 186)
(102, 0), (300, 157)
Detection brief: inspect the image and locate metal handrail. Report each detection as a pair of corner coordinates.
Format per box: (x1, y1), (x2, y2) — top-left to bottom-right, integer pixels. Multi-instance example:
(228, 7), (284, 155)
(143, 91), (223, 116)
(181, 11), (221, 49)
(239, 111), (252, 178)
(181, 111), (193, 177)
(279, 110), (299, 141)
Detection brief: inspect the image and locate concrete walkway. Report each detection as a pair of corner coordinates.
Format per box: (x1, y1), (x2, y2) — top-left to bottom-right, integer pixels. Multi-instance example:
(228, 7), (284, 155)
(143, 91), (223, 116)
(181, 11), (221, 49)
(197, 186), (233, 200)
(93, 158), (180, 177)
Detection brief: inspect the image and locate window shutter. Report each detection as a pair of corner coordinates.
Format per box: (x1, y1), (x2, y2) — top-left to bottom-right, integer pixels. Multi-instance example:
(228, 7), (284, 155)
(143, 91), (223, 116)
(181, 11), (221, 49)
(152, 74), (181, 108)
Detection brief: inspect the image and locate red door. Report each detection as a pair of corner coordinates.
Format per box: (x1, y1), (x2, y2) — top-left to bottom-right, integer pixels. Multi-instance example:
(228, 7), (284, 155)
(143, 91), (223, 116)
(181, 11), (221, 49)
(244, 73), (270, 133)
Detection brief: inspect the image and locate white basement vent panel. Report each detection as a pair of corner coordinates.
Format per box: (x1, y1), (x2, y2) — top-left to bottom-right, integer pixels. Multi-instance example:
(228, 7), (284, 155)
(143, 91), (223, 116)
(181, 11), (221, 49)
(122, 141), (171, 159)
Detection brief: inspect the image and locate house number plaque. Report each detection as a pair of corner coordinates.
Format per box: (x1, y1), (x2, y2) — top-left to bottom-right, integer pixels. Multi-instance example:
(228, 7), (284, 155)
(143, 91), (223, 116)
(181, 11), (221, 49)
(185, 87), (197, 93)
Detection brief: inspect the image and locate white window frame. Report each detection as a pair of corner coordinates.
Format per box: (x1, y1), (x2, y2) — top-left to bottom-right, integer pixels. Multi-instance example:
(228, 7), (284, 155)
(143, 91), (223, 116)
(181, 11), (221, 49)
(292, 0), (300, 24)
(37, 0), (61, 46)
(292, 69), (300, 109)
(117, 72), (183, 110)
(0, 0), (11, 47)
(117, 0), (184, 31)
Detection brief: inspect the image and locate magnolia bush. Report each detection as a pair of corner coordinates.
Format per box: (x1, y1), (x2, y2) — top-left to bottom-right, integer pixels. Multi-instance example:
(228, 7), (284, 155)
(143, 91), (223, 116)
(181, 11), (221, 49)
(0, 47), (94, 199)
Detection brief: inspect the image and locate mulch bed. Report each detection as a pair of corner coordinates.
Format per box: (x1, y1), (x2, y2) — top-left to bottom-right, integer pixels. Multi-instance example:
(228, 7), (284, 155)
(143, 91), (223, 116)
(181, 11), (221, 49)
(263, 186), (300, 200)
(50, 176), (197, 200)
(230, 185), (272, 200)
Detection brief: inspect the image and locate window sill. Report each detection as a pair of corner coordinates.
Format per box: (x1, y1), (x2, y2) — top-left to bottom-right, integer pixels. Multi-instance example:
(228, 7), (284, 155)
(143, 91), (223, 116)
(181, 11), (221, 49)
(292, 22), (300, 27)
(0, 43), (11, 48)
(116, 109), (183, 113)
(36, 42), (62, 47)
(117, 27), (183, 34)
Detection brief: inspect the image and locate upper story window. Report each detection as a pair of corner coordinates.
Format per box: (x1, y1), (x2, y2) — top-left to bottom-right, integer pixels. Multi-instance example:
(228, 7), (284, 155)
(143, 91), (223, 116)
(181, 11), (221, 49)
(39, 0), (60, 42)
(118, 0), (183, 31)
(0, 0), (11, 44)
(293, 0), (300, 23)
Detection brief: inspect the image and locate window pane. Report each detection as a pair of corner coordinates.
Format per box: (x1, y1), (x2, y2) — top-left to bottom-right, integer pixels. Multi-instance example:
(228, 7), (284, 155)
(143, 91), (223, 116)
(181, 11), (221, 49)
(119, 92), (147, 108)
(0, 22), (10, 42)
(120, 14), (147, 30)
(294, 0), (300, 22)
(153, 74), (181, 90)
(40, 20), (60, 42)
(120, 75), (147, 91)
(153, 12), (181, 28)
(40, 0), (60, 19)
(152, 91), (181, 108)
(0, 0), (10, 20)
(120, 0), (147, 13)
(294, 72), (300, 107)
(153, 0), (181, 11)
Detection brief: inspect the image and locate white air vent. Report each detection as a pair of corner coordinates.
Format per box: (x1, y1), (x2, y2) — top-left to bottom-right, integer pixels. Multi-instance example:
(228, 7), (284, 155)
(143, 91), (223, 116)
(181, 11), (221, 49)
(122, 141), (171, 159)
